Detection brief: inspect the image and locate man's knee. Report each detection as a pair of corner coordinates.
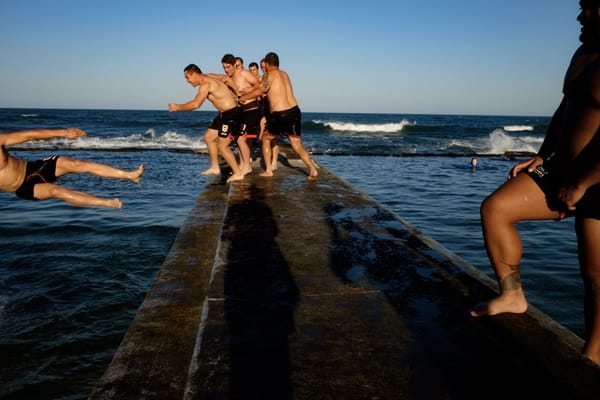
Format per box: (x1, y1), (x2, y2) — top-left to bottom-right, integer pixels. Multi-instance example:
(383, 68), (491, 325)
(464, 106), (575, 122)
(480, 195), (501, 223)
(289, 138), (305, 153)
(57, 157), (85, 171)
(33, 183), (62, 200)
(217, 139), (231, 151)
(204, 130), (217, 141)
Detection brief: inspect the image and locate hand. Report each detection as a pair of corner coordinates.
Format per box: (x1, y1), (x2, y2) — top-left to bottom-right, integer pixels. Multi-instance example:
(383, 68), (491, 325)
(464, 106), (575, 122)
(64, 128), (86, 140)
(508, 156), (543, 179)
(558, 183), (586, 212)
(168, 103), (178, 112)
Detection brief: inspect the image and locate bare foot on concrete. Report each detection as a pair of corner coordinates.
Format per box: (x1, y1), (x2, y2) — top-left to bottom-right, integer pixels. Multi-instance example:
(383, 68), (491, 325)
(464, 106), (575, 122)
(201, 167), (221, 176)
(470, 292), (528, 317)
(226, 173), (244, 183)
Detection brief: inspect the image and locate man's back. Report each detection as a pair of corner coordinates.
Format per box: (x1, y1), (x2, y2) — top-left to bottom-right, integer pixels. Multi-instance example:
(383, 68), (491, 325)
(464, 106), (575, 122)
(265, 68), (297, 112)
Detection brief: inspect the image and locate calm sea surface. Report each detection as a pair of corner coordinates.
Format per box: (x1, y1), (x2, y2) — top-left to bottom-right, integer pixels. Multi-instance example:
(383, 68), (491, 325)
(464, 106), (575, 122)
(0, 108), (581, 399)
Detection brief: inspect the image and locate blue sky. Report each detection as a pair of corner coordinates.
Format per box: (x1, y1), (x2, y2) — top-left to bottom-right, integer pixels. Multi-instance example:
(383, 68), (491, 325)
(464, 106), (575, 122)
(0, 1), (579, 116)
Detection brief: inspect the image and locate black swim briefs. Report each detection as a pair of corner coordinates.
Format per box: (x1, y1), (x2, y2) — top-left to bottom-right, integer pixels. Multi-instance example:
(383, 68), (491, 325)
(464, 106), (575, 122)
(15, 155), (60, 201)
(241, 107), (262, 138)
(209, 107), (243, 139)
(525, 156), (600, 219)
(264, 105), (302, 138)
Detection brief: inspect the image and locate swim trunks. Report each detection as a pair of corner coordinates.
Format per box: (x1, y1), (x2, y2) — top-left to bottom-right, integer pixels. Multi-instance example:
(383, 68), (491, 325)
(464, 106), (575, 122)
(209, 106), (243, 139)
(241, 107), (262, 139)
(15, 155), (60, 201)
(525, 156), (600, 219)
(263, 105), (302, 139)
(240, 99), (260, 111)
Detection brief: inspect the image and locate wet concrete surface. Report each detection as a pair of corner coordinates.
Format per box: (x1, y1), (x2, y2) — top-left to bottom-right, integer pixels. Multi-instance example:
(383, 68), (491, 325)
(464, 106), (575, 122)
(89, 150), (600, 400)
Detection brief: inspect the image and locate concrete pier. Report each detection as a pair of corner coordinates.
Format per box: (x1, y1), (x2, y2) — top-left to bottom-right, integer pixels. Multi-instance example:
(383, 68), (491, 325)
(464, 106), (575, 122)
(89, 150), (600, 399)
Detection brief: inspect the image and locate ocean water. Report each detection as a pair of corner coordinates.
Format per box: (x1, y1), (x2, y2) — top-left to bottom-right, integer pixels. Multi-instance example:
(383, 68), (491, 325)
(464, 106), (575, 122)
(0, 108), (581, 399)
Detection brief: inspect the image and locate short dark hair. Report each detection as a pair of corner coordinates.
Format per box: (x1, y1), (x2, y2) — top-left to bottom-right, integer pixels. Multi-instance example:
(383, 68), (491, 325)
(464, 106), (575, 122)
(249, 62), (258, 69)
(184, 64), (202, 74)
(221, 54), (236, 65)
(264, 52), (279, 67)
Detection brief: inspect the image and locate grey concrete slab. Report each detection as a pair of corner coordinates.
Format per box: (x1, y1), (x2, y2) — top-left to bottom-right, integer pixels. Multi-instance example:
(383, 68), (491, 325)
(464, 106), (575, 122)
(90, 151), (600, 400)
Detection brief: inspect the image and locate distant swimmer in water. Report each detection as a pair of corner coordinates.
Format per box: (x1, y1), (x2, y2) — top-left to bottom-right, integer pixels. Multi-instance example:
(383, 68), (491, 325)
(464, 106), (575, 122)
(469, 157), (478, 171)
(259, 52), (318, 180)
(0, 128), (144, 209)
(471, 1), (600, 366)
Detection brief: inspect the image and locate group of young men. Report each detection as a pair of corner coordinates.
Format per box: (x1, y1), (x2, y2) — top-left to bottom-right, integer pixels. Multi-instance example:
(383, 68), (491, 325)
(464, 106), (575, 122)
(0, 52), (318, 210)
(168, 51), (319, 183)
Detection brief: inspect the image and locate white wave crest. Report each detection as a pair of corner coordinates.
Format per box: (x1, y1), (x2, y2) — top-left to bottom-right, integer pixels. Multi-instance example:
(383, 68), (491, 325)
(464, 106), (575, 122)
(316, 119), (415, 133)
(503, 125), (534, 132)
(14, 131), (207, 151)
(484, 129), (539, 154)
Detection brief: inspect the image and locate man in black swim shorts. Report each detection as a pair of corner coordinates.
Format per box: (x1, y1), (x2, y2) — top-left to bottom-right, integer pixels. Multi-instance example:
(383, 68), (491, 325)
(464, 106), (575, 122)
(471, 1), (600, 366)
(220, 53), (264, 175)
(263, 106), (302, 139)
(525, 153), (600, 220)
(0, 128), (144, 209)
(15, 155), (60, 200)
(259, 52), (318, 179)
(169, 63), (245, 183)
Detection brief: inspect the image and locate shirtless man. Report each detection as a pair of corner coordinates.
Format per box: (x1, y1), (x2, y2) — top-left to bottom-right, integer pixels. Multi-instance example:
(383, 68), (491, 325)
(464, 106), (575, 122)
(169, 64), (244, 183)
(260, 52), (318, 179)
(220, 54), (264, 175)
(248, 61), (260, 77)
(0, 128), (143, 209)
(234, 57), (244, 71)
(471, 0), (600, 365)
(257, 58), (279, 171)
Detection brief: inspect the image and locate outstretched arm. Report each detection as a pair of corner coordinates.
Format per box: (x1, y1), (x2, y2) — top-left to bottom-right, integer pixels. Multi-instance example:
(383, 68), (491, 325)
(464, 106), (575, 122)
(0, 128), (85, 147)
(169, 85), (209, 112)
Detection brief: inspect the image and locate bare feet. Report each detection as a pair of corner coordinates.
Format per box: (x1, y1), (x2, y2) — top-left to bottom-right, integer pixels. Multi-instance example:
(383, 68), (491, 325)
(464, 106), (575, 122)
(201, 167), (221, 175)
(272, 162), (278, 171)
(241, 166), (253, 176)
(307, 159), (318, 180)
(106, 198), (123, 209)
(129, 164), (145, 183)
(583, 348), (600, 366)
(226, 173), (244, 183)
(470, 291), (528, 317)
(260, 171), (274, 177)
